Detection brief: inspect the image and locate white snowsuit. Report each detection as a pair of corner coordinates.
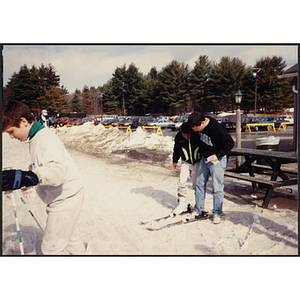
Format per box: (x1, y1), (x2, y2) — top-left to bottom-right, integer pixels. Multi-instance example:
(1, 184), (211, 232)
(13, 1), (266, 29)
(177, 160), (200, 199)
(29, 127), (85, 255)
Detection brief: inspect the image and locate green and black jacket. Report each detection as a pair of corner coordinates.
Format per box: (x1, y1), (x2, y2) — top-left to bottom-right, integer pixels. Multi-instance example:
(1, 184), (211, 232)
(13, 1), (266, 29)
(172, 131), (201, 165)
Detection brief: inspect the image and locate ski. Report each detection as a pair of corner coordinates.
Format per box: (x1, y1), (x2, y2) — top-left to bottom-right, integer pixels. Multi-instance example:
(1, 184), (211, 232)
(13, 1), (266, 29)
(145, 212), (213, 231)
(140, 205), (193, 225)
(140, 213), (174, 225)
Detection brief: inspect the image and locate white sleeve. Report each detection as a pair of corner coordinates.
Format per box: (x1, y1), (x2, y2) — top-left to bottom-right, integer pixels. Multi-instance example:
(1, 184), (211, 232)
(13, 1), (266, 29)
(31, 132), (68, 186)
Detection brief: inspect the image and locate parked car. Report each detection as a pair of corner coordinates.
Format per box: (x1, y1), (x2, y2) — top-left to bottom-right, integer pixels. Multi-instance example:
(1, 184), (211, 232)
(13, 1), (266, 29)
(258, 115), (278, 131)
(122, 119), (133, 127)
(68, 118), (78, 126)
(94, 119), (100, 125)
(101, 118), (118, 126)
(75, 118), (95, 126)
(274, 116), (290, 129)
(49, 118), (59, 128)
(51, 117), (70, 127)
(51, 117), (79, 127)
(167, 118), (188, 131)
(101, 115), (118, 121)
(171, 115), (189, 123)
(147, 119), (175, 129)
(242, 116), (263, 131)
(111, 118), (127, 126)
(220, 115), (236, 131)
(282, 115), (294, 122)
(131, 117), (157, 128)
(220, 115), (255, 132)
(205, 114), (222, 123)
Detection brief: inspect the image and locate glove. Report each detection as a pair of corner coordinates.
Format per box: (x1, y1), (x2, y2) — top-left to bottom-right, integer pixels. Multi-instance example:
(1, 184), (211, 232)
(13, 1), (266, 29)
(2, 170), (39, 191)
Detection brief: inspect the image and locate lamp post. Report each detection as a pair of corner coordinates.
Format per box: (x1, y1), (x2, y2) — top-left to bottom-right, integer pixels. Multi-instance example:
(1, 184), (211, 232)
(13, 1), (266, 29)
(253, 68), (262, 116)
(235, 87), (243, 168)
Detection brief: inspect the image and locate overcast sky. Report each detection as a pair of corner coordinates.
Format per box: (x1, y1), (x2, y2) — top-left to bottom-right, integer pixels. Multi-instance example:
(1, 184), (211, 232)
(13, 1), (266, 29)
(3, 44), (298, 94)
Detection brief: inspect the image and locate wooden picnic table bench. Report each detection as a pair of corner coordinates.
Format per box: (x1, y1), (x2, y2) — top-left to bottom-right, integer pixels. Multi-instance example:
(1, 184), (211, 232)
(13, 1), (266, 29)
(225, 148), (298, 208)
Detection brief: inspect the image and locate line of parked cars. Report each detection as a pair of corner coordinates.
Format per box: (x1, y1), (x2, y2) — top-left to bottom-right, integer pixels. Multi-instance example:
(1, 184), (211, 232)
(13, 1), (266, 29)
(49, 117), (98, 128)
(49, 114), (293, 133)
(219, 114), (294, 132)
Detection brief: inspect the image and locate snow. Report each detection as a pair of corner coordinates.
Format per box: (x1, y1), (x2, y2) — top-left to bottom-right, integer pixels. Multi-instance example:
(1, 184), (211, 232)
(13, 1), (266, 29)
(2, 123), (298, 255)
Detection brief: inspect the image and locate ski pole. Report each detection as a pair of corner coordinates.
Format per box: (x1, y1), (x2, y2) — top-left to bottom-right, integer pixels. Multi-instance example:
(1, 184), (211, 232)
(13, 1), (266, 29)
(213, 227), (247, 249)
(18, 190), (44, 233)
(9, 191), (25, 255)
(240, 215), (260, 250)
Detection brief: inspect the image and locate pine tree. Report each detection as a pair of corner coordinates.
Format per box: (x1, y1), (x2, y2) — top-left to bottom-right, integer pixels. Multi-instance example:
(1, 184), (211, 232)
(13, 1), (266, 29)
(141, 67), (160, 114)
(101, 81), (116, 114)
(110, 65), (126, 114)
(209, 57), (247, 112)
(5, 63), (62, 114)
(46, 86), (69, 116)
(125, 63), (144, 115)
(189, 55), (212, 112)
(80, 85), (94, 115)
(6, 65), (33, 106)
(255, 56), (293, 113)
(157, 60), (189, 115)
(71, 89), (82, 112)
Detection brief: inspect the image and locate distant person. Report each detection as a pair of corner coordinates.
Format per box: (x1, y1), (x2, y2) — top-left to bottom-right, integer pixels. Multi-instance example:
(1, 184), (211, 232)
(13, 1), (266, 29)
(188, 112), (234, 224)
(172, 122), (201, 215)
(2, 100), (86, 255)
(36, 109), (50, 127)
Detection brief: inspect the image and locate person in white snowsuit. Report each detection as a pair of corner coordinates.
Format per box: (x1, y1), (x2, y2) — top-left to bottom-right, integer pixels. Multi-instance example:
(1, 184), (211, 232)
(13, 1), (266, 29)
(172, 122), (201, 215)
(2, 100), (86, 255)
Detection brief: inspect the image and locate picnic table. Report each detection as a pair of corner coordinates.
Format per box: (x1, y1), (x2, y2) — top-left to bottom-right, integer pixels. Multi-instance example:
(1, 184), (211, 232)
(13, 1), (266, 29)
(225, 148), (298, 208)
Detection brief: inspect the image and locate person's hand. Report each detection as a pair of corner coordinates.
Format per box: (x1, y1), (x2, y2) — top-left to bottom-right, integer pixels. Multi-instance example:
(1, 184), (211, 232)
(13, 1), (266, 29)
(173, 163), (178, 170)
(206, 154), (218, 164)
(2, 170), (39, 191)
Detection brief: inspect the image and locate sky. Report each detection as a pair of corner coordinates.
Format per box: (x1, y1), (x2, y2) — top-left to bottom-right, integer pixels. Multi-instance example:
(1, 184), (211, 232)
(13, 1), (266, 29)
(2, 44), (298, 94)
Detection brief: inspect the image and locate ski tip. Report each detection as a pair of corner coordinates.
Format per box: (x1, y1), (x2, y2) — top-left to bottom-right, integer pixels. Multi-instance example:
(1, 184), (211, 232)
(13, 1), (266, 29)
(145, 226), (159, 231)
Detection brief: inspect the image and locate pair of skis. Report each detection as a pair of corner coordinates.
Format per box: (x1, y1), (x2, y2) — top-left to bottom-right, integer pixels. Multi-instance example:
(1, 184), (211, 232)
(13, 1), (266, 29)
(141, 210), (213, 231)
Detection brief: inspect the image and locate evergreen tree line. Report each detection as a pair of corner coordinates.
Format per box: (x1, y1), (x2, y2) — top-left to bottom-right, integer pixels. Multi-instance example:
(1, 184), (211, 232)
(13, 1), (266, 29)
(4, 55), (294, 117)
(3, 64), (69, 116)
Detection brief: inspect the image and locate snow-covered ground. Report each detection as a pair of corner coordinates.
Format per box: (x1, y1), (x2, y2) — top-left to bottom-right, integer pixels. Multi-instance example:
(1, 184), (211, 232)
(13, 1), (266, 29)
(2, 123), (298, 255)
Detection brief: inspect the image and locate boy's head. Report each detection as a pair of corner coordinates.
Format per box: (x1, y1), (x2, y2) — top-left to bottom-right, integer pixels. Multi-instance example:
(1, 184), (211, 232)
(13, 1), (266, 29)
(180, 122), (192, 140)
(188, 111), (206, 131)
(2, 100), (35, 141)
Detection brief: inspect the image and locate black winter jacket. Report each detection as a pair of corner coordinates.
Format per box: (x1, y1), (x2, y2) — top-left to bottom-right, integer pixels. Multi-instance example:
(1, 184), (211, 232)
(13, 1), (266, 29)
(173, 131), (201, 165)
(199, 117), (234, 159)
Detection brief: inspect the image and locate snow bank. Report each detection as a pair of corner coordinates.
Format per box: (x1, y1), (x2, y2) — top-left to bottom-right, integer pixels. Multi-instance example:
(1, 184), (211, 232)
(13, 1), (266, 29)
(56, 123), (174, 164)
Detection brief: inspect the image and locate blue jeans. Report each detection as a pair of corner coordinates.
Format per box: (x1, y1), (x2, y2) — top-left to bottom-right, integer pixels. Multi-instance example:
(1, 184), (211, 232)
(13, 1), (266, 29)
(194, 156), (227, 216)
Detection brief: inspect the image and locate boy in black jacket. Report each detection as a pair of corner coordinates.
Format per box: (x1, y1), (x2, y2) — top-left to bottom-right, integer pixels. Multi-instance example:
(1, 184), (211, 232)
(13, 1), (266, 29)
(172, 122), (201, 215)
(188, 112), (234, 224)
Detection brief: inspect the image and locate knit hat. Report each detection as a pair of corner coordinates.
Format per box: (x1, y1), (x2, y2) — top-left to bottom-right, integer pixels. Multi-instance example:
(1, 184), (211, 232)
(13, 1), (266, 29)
(181, 122), (191, 134)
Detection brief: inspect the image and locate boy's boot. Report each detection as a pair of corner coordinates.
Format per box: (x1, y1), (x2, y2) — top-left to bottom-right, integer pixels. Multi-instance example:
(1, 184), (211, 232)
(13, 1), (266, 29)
(172, 196), (189, 216)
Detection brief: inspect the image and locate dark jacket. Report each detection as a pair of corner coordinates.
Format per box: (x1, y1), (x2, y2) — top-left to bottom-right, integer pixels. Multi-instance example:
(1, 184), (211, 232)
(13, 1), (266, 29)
(173, 131), (201, 165)
(199, 117), (234, 159)
(36, 114), (50, 127)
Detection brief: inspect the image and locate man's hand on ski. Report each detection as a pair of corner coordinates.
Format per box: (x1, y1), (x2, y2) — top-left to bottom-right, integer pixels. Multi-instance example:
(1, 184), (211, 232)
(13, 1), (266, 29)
(2, 169), (39, 191)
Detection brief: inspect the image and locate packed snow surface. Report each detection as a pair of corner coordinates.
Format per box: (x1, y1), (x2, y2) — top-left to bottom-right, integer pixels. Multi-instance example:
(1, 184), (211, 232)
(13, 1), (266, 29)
(2, 123), (298, 255)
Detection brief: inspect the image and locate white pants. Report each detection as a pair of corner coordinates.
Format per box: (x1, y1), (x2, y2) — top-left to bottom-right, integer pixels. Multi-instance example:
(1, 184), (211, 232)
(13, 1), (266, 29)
(177, 160), (200, 198)
(41, 188), (85, 255)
